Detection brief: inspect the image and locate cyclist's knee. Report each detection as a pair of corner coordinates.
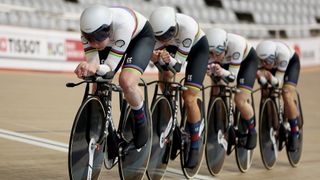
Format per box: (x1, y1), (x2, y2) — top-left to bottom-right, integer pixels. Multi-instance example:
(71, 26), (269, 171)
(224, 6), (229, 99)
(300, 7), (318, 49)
(234, 92), (250, 110)
(182, 90), (198, 106)
(119, 71), (140, 93)
(282, 88), (295, 102)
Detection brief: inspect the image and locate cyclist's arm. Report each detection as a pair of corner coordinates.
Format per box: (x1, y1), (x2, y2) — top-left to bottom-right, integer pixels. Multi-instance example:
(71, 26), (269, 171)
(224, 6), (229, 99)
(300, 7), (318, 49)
(100, 30), (132, 76)
(173, 23), (199, 72)
(228, 39), (248, 80)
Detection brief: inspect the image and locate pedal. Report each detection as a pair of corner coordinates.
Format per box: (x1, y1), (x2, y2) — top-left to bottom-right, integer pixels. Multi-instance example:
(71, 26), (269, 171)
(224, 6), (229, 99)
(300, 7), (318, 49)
(226, 127), (236, 155)
(181, 131), (191, 163)
(106, 131), (120, 160)
(278, 124), (287, 151)
(170, 128), (182, 160)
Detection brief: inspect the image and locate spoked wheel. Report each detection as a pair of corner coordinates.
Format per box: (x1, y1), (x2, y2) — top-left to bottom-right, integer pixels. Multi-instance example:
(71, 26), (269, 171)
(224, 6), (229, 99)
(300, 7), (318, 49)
(68, 97), (106, 180)
(286, 91), (304, 167)
(205, 97), (228, 176)
(181, 98), (206, 179)
(118, 105), (152, 180)
(234, 111), (254, 173)
(259, 98), (279, 170)
(147, 97), (173, 180)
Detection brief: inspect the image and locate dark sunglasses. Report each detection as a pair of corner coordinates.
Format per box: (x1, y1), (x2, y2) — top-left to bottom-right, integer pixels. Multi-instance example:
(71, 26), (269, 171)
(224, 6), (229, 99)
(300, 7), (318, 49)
(155, 25), (177, 42)
(82, 24), (112, 42)
(261, 55), (276, 65)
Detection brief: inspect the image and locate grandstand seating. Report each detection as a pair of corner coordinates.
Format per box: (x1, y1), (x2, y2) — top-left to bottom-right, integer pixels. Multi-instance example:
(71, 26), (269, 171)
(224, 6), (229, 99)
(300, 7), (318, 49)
(0, 0), (319, 39)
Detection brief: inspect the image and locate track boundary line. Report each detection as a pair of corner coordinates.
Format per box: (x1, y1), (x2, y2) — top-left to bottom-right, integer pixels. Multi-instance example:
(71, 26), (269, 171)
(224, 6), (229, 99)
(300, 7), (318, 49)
(0, 128), (217, 180)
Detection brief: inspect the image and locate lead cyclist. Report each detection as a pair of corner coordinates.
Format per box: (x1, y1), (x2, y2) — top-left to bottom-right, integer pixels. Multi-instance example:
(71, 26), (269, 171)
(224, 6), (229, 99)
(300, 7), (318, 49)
(73, 4), (155, 149)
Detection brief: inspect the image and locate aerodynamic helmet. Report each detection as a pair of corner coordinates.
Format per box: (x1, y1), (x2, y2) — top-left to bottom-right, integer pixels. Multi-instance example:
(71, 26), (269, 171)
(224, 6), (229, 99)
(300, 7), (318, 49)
(149, 6), (177, 41)
(80, 5), (113, 42)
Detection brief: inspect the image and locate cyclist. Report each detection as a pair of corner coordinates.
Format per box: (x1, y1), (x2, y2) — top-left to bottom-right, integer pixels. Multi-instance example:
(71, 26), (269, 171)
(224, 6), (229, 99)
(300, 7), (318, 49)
(256, 40), (300, 151)
(149, 6), (209, 168)
(206, 28), (258, 150)
(74, 5), (155, 149)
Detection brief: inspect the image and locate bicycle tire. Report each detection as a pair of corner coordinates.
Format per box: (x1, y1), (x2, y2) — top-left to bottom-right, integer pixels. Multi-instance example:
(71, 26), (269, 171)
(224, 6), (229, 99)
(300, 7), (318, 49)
(259, 98), (278, 170)
(118, 105), (152, 180)
(205, 97), (228, 176)
(286, 91), (303, 167)
(180, 98), (206, 179)
(147, 96), (173, 180)
(68, 97), (106, 180)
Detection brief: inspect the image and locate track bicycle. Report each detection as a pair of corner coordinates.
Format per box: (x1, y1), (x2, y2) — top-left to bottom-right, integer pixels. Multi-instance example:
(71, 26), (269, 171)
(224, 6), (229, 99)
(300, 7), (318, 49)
(146, 64), (207, 179)
(257, 83), (303, 169)
(67, 76), (152, 180)
(204, 75), (255, 175)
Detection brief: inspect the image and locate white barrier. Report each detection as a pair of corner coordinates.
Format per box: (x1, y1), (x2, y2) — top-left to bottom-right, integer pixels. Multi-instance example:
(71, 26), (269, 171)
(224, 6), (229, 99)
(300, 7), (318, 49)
(0, 25), (319, 73)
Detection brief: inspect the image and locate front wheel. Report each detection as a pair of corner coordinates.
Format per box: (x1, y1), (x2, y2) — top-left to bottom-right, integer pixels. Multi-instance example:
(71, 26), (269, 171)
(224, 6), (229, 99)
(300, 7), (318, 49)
(147, 96), (173, 180)
(259, 98), (279, 170)
(68, 97), (106, 180)
(205, 97), (228, 176)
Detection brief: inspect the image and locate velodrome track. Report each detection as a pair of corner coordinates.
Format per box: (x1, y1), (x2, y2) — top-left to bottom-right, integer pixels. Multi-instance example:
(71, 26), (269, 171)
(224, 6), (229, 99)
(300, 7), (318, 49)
(0, 67), (319, 180)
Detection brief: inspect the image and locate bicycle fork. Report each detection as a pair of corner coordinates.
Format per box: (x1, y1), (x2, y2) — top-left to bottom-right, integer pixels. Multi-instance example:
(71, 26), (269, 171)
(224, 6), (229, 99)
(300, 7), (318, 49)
(87, 138), (98, 180)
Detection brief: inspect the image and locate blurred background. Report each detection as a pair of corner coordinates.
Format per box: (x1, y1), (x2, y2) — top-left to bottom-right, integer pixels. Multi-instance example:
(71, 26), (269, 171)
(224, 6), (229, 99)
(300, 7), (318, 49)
(0, 0), (319, 72)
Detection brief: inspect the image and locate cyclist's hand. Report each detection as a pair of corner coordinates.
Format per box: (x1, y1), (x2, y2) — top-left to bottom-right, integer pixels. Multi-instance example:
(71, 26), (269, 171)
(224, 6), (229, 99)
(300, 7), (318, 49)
(258, 76), (268, 86)
(213, 64), (224, 77)
(206, 63), (215, 76)
(74, 62), (99, 78)
(74, 62), (87, 78)
(159, 50), (171, 64)
(151, 50), (161, 63)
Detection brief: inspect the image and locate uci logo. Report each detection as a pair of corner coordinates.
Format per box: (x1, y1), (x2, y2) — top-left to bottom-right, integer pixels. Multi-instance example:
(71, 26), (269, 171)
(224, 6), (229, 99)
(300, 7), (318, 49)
(127, 57), (133, 63)
(187, 75), (192, 81)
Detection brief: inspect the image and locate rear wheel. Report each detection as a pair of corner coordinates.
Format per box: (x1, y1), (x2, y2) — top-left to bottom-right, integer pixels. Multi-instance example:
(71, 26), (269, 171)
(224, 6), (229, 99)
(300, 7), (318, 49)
(234, 111), (254, 173)
(68, 97), (105, 180)
(147, 97), (173, 180)
(286, 91), (304, 167)
(205, 97), (228, 176)
(118, 104), (152, 180)
(259, 98), (279, 170)
(181, 98), (206, 179)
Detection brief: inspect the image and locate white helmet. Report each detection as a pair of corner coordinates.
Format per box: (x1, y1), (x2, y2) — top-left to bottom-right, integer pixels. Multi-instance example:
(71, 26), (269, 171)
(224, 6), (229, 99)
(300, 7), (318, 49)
(80, 5), (113, 42)
(256, 40), (277, 64)
(206, 28), (228, 54)
(149, 6), (177, 41)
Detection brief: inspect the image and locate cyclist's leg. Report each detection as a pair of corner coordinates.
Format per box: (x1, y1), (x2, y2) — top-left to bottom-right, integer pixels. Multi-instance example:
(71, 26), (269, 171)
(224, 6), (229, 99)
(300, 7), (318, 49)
(183, 88), (202, 168)
(234, 48), (258, 149)
(119, 21), (155, 148)
(282, 53), (300, 151)
(183, 36), (208, 168)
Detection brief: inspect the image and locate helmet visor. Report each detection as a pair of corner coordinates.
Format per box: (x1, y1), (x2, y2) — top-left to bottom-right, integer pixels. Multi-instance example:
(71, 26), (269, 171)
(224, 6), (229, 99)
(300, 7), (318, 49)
(155, 25), (177, 42)
(82, 24), (112, 42)
(209, 45), (226, 55)
(260, 54), (276, 65)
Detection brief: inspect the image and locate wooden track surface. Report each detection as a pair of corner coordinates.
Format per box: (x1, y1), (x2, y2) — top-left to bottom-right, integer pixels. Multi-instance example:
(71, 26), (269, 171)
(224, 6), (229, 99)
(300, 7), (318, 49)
(0, 68), (319, 180)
